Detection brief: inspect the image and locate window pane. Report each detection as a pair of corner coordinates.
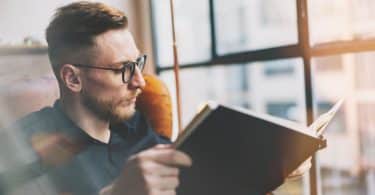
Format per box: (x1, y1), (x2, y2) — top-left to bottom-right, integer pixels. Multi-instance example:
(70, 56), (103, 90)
(160, 58), (307, 193)
(312, 52), (375, 195)
(214, 0), (298, 55)
(358, 104), (375, 171)
(354, 53), (375, 89)
(152, 0), (211, 67)
(309, 0), (375, 45)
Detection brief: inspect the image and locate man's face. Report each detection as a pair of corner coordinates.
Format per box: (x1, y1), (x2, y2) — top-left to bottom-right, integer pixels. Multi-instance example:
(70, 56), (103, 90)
(79, 29), (145, 122)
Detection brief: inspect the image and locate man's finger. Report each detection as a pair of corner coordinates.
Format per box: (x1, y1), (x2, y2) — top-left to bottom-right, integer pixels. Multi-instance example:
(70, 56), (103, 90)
(152, 149), (192, 167)
(145, 174), (179, 191)
(148, 189), (176, 195)
(138, 160), (180, 176)
(138, 148), (192, 167)
(154, 144), (172, 149)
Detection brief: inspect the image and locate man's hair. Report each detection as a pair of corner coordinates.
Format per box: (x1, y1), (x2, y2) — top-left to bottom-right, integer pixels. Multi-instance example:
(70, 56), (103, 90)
(46, 1), (128, 75)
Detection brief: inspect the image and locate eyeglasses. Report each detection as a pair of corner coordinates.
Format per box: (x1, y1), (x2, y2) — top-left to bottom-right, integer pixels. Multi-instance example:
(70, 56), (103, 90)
(72, 54), (147, 83)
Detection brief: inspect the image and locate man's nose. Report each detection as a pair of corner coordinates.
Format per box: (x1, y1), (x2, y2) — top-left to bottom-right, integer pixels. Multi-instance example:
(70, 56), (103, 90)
(128, 66), (146, 89)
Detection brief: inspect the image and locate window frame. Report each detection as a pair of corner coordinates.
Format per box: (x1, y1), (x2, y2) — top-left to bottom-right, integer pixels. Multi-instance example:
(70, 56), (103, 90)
(150, 0), (375, 195)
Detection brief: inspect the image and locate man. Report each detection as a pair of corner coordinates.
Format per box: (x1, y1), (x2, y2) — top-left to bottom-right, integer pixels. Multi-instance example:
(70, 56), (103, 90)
(0, 1), (312, 195)
(0, 1), (191, 195)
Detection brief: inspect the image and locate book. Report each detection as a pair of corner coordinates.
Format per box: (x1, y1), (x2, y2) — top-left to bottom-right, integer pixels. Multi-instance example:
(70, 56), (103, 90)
(174, 99), (343, 195)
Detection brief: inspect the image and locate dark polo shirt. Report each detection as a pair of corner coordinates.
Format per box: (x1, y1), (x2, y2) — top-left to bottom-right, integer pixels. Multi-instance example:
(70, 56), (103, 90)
(0, 100), (170, 195)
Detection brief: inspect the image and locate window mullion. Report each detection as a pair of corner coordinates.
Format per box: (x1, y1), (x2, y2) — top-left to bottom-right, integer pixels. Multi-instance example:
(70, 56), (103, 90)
(296, 0), (321, 195)
(209, 0), (218, 59)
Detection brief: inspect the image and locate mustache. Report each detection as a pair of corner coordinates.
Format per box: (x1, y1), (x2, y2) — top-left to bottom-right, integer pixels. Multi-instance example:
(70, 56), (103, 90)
(126, 89), (142, 100)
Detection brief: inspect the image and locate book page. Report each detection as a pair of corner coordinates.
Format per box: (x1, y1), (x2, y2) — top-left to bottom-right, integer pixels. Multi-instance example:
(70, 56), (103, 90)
(172, 102), (218, 148)
(309, 98), (344, 136)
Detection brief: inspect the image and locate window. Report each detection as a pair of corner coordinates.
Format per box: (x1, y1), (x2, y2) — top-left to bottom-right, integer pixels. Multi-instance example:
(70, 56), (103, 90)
(263, 59), (296, 76)
(151, 0), (211, 66)
(214, 0), (298, 54)
(316, 102), (346, 133)
(159, 59), (305, 138)
(159, 65), (252, 139)
(354, 52), (375, 89)
(358, 103), (375, 168)
(312, 52), (375, 194)
(151, 0), (375, 194)
(308, 0), (375, 45)
(267, 102), (298, 121)
(314, 56), (343, 72)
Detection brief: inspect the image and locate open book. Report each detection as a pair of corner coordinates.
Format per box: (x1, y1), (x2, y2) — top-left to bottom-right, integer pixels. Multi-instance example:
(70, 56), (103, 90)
(174, 99), (343, 195)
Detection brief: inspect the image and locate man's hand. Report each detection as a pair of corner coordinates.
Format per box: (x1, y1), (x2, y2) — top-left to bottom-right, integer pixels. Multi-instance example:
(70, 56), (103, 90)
(107, 144), (192, 195)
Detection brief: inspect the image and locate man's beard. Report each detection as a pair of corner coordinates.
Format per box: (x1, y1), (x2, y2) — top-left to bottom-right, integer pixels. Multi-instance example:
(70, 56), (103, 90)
(81, 90), (141, 123)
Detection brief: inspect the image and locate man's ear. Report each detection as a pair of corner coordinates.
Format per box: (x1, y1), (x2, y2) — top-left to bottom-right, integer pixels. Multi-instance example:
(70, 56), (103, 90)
(60, 64), (82, 93)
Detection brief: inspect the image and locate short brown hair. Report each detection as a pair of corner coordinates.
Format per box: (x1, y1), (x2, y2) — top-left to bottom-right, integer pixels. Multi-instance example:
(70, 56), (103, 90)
(46, 1), (128, 73)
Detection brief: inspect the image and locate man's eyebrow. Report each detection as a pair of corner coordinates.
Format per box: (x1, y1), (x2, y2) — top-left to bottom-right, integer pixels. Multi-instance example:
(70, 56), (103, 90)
(108, 58), (138, 68)
(108, 52), (142, 67)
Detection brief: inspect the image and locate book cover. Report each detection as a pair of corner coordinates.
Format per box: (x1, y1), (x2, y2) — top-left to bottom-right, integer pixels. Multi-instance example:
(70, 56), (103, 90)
(174, 100), (343, 195)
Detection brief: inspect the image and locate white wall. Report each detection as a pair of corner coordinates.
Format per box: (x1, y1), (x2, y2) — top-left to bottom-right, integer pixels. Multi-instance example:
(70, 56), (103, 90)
(0, 0), (130, 45)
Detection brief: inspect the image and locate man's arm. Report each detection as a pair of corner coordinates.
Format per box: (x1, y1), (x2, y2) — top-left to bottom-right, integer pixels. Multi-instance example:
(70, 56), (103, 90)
(100, 144), (192, 195)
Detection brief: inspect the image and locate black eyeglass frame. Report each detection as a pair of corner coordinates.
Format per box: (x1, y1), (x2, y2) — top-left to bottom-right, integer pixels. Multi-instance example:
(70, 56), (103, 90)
(72, 54), (147, 83)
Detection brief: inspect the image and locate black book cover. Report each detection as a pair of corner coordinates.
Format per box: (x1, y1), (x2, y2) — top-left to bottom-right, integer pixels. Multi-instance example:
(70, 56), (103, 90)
(174, 101), (340, 195)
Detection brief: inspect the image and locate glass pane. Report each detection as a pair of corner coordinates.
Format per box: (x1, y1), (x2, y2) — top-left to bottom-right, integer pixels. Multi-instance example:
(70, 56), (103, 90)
(309, 0), (375, 45)
(152, 0), (211, 67)
(214, 0), (298, 54)
(312, 52), (375, 195)
(160, 58), (308, 193)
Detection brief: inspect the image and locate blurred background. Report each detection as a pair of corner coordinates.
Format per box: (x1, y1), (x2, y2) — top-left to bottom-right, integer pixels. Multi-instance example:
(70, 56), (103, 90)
(0, 0), (374, 195)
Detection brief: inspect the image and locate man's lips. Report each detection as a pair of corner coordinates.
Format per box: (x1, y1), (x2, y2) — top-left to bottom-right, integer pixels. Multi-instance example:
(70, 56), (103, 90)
(129, 97), (137, 104)
(122, 96), (138, 106)
(121, 91), (141, 106)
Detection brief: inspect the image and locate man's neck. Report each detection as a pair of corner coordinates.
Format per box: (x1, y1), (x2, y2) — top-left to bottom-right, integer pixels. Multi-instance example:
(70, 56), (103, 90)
(60, 98), (111, 144)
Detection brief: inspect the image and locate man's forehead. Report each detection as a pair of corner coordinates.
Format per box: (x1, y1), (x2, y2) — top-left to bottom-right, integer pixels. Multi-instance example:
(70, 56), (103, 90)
(94, 29), (140, 64)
